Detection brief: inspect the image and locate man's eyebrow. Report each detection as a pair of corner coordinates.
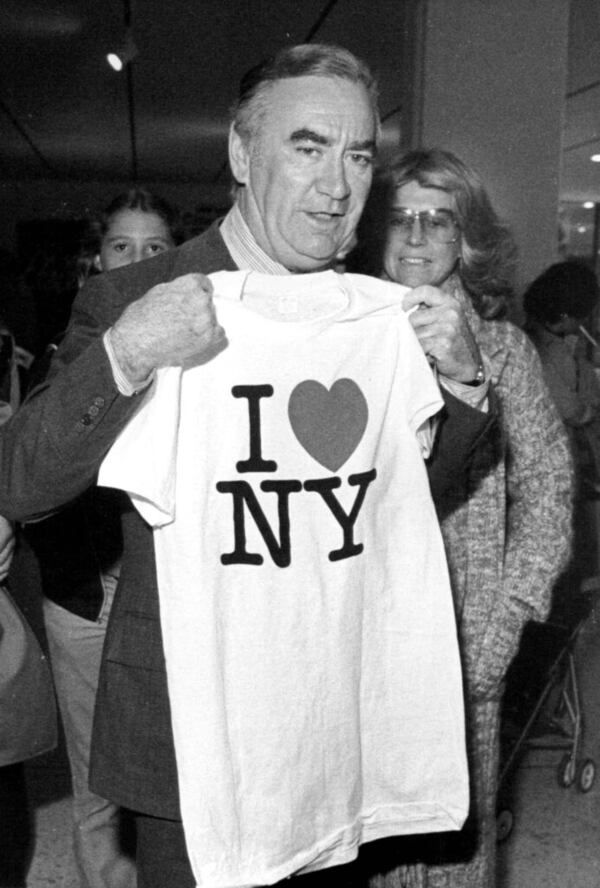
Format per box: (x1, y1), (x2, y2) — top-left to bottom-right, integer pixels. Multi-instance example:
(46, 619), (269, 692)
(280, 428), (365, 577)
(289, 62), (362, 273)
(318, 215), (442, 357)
(288, 129), (377, 155)
(289, 128), (330, 145)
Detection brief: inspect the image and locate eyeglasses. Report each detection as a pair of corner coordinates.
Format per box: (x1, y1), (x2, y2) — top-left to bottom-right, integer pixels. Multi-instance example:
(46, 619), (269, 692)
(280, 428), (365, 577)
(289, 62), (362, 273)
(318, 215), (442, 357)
(389, 208), (460, 244)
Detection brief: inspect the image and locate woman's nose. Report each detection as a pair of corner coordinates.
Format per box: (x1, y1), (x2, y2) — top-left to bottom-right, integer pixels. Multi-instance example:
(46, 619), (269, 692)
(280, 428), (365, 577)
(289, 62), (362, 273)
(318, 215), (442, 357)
(406, 217), (426, 245)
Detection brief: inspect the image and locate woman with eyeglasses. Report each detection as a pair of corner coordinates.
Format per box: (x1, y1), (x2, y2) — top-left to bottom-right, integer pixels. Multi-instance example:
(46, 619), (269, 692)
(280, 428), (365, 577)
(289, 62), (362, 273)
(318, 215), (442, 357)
(351, 149), (573, 888)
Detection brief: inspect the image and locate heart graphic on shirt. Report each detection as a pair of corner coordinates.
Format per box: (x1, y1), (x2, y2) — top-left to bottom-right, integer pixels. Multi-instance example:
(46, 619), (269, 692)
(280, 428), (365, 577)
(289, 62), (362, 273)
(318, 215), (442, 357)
(288, 379), (368, 472)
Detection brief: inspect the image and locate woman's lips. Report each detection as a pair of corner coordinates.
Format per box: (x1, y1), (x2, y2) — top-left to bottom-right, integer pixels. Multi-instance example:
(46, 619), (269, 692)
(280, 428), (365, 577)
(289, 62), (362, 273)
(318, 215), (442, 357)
(399, 256), (430, 264)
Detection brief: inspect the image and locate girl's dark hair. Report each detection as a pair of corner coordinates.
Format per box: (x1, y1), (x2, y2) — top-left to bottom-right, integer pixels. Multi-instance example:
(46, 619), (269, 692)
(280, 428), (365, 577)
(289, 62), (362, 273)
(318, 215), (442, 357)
(98, 187), (181, 241)
(523, 260), (600, 324)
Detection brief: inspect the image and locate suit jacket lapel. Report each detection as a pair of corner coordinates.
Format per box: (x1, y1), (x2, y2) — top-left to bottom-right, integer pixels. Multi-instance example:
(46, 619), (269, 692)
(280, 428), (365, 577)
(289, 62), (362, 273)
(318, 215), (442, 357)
(173, 221), (237, 277)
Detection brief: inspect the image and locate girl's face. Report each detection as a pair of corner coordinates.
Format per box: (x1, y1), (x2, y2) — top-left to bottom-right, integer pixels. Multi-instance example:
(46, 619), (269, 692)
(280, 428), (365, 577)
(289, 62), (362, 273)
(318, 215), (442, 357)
(96, 208), (174, 271)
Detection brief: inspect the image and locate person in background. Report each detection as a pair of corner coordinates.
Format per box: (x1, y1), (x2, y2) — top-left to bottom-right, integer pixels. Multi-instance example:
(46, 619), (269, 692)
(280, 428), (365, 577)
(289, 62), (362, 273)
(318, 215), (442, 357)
(0, 313), (53, 888)
(0, 330), (22, 886)
(77, 187), (181, 284)
(0, 47), (497, 885)
(24, 187), (179, 888)
(350, 148), (573, 888)
(0, 249), (39, 364)
(523, 261), (600, 493)
(0, 509), (39, 888)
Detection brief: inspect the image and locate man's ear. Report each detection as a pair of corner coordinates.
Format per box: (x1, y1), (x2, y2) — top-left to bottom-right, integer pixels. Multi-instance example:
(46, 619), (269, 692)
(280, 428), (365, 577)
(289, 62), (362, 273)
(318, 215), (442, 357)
(92, 254), (102, 272)
(228, 124), (250, 185)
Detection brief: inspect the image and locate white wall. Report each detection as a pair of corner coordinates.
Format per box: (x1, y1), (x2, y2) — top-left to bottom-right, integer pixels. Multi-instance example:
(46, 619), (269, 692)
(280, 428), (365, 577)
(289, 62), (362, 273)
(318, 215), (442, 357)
(416, 0), (570, 313)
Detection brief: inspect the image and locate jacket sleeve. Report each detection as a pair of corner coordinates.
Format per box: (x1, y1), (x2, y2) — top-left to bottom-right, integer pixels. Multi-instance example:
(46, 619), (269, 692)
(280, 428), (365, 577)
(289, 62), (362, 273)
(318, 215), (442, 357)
(425, 386), (497, 509)
(0, 275), (145, 522)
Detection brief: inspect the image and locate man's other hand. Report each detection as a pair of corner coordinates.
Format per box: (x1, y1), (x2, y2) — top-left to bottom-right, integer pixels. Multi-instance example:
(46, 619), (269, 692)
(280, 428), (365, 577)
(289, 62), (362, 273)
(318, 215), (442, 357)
(109, 273), (226, 386)
(402, 285), (482, 383)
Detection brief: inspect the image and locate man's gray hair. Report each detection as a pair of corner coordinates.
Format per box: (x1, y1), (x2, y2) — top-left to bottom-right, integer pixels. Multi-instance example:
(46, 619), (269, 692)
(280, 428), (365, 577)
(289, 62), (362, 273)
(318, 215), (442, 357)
(231, 43), (381, 144)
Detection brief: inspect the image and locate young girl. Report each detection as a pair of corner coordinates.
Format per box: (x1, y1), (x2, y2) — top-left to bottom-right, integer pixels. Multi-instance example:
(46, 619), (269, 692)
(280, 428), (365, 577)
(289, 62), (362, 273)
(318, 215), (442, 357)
(80, 187), (180, 280)
(29, 188), (179, 888)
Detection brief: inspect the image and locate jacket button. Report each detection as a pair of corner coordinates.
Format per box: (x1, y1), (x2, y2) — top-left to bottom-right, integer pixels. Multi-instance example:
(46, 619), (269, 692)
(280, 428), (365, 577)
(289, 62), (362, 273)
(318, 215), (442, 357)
(94, 397), (105, 407)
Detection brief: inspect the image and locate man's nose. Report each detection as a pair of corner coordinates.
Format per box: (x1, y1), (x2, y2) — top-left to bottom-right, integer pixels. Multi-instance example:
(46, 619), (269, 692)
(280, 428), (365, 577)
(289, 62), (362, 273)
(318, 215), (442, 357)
(317, 156), (350, 200)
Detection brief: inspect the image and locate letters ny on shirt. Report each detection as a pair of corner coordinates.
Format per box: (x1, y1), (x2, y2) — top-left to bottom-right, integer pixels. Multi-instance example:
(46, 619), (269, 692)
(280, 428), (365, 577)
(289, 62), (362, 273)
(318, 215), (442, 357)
(216, 380), (376, 568)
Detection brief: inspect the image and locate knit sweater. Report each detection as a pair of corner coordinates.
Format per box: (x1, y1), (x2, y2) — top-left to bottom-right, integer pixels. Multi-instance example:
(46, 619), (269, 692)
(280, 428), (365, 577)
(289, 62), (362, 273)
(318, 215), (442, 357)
(437, 293), (574, 701)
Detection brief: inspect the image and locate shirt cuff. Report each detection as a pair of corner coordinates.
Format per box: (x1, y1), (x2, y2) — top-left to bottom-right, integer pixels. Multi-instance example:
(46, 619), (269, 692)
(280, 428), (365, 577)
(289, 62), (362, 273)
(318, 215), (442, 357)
(438, 356), (491, 413)
(103, 329), (154, 397)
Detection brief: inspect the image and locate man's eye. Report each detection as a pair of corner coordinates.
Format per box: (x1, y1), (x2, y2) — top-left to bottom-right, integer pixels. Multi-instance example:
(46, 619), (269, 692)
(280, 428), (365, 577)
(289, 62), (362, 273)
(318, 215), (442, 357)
(349, 153), (372, 168)
(148, 243), (167, 254)
(296, 145), (320, 157)
(113, 243), (128, 252)
(429, 216), (451, 229)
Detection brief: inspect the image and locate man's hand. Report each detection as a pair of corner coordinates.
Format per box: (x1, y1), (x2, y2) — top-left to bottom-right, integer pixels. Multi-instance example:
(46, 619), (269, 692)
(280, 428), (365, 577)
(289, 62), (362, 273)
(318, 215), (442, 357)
(0, 516), (15, 583)
(109, 273), (226, 387)
(402, 285), (482, 383)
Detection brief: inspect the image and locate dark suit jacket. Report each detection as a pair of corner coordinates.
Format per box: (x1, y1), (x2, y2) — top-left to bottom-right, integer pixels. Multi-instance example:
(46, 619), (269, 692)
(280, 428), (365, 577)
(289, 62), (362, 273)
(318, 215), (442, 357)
(0, 223), (493, 817)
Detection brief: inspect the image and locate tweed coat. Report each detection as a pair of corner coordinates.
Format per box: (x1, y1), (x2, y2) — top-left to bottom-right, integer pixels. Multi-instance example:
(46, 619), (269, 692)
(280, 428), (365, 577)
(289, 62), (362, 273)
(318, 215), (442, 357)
(441, 306), (574, 702)
(367, 302), (574, 888)
(0, 225), (494, 819)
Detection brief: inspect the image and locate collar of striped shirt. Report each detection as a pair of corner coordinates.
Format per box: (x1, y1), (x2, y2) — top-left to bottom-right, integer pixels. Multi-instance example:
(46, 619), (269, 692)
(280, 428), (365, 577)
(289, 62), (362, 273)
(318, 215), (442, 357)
(219, 203), (291, 276)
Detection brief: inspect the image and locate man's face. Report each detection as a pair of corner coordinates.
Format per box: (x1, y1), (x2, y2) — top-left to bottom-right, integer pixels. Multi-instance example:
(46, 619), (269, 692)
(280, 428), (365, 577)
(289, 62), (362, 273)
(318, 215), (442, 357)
(230, 75), (377, 272)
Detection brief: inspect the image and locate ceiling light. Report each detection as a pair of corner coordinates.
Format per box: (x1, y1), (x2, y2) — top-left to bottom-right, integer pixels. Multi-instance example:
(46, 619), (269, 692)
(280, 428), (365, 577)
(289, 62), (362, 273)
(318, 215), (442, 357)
(583, 201), (595, 209)
(107, 29), (137, 71)
(591, 154), (600, 163)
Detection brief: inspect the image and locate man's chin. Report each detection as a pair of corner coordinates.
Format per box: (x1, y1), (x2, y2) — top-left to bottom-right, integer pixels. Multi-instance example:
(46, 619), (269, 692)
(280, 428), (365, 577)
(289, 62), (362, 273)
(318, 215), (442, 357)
(283, 239), (348, 273)
(284, 252), (338, 273)
(287, 259), (337, 274)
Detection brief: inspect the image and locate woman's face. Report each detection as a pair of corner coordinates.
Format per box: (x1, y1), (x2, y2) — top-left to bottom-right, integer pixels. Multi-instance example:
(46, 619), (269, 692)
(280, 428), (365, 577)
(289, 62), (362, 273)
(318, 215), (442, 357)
(97, 208), (174, 271)
(382, 180), (461, 289)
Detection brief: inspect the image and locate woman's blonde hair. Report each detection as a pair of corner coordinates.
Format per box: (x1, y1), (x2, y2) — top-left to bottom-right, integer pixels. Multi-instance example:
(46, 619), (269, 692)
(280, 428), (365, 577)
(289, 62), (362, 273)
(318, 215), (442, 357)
(350, 148), (517, 319)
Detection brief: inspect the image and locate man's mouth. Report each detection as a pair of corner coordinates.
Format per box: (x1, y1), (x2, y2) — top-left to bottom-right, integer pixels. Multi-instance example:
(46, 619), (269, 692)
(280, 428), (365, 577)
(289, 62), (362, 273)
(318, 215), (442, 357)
(304, 212), (344, 232)
(307, 209), (344, 220)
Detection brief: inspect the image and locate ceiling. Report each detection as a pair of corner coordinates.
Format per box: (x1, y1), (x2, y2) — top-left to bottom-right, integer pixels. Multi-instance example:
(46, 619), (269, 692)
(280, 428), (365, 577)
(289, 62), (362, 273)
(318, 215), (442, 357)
(0, 0), (598, 201)
(0, 0), (408, 188)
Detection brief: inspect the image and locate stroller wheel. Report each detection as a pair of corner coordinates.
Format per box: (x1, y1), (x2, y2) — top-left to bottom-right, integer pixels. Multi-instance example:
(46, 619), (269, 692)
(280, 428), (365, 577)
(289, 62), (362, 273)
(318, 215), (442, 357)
(577, 758), (596, 793)
(558, 754), (576, 788)
(496, 807), (514, 842)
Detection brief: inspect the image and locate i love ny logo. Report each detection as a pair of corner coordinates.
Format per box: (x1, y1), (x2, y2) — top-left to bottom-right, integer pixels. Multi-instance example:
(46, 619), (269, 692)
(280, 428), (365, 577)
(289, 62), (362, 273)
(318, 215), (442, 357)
(216, 380), (376, 568)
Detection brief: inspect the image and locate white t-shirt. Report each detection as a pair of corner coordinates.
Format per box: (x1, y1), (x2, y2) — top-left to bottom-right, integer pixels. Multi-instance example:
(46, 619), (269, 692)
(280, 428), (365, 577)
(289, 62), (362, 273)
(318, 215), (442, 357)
(99, 270), (468, 888)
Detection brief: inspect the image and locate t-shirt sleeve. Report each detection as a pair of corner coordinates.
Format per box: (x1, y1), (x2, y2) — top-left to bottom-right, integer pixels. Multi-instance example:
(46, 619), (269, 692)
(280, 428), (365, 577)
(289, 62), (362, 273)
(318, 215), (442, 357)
(397, 311), (444, 458)
(97, 367), (182, 526)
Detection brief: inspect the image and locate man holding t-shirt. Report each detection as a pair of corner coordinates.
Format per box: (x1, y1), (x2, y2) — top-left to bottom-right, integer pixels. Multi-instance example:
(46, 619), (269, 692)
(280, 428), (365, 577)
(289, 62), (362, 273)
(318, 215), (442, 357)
(0, 44), (492, 886)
